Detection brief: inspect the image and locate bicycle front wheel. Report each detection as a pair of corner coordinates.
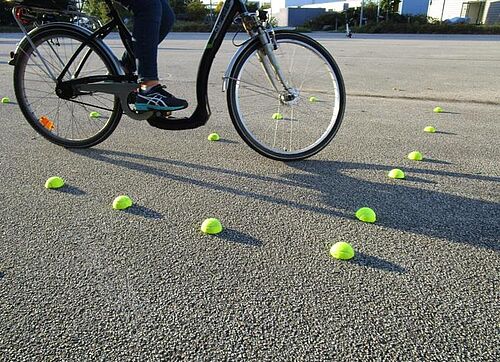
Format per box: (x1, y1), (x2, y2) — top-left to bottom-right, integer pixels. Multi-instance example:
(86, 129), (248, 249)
(227, 32), (346, 161)
(14, 26), (122, 148)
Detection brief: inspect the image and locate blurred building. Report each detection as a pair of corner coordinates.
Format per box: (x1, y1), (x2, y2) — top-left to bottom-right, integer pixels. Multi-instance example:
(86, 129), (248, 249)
(428, 0), (500, 24)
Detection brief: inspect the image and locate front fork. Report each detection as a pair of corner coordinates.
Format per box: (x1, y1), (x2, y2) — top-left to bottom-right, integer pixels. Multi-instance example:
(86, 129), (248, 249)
(242, 12), (295, 100)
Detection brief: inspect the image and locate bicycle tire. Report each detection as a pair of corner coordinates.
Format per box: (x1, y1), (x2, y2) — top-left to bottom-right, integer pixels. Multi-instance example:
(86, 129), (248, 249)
(226, 31), (346, 161)
(14, 24), (122, 148)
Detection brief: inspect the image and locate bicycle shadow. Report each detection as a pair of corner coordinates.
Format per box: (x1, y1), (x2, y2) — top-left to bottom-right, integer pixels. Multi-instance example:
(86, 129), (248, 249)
(284, 160), (499, 251)
(351, 252), (406, 274)
(125, 205), (163, 220)
(72, 149), (499, 251)
(215, 228), (262, 247)
(57, 185), (86, 196)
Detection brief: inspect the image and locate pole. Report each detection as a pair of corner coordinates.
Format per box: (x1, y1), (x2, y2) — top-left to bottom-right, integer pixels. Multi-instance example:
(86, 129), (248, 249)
(360, 0), (365, 26)
(210, 0), (214, 26)
(440, 0), (447, 22)
(376, 0), (380, 23)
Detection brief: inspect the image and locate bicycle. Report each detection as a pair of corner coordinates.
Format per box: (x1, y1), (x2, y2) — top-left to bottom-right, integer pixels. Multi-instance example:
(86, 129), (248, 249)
(9, 0), (346, 161)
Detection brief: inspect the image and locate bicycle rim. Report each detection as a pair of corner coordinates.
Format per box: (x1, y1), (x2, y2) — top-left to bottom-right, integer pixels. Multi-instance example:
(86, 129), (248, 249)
(231, 36), (343, 158)
(17, 32), (118, 144)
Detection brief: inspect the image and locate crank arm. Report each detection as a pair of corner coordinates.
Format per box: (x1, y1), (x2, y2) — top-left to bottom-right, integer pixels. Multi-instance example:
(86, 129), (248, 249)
(75, 82), (153, 120)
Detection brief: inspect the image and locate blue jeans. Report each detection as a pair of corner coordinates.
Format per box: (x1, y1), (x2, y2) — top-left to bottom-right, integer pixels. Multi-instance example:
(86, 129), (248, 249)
(123, 0), (175, 82)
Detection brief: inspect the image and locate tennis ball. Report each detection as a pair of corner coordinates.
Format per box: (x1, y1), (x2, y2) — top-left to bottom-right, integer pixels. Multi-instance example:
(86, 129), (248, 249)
(272, 113), (283, 120)
(388, 168), (405, 179)
(200, 218), (223, 234)
(208, 132), (220, 141)
(1, 97), (10, 104)
(112, 195), (133, 210)
(355, 207), (376, 223)
(89, 111), (101, 118)
(407, 151), (423, 161)
(309, 96), (318, 103)
(433, 106), (443, 113)
(329, 242), (355, 260)
(424, 126), (436, 133)
(44, 176), (64, 189)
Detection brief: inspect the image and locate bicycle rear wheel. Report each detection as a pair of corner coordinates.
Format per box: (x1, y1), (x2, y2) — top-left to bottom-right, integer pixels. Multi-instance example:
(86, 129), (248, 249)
(227, 32), (346, 161)
(14, 26), (122, 148)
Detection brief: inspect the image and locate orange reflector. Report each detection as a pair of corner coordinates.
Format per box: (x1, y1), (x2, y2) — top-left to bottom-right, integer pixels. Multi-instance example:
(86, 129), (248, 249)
(39, 116), (55, 131)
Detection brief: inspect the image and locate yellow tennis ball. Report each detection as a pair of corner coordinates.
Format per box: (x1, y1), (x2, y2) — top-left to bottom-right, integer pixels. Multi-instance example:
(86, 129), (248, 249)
(424, 126), (436, 133)
(44, 176), (65, 189)
(388, 168), (405, 179)
(309, 96), (318, 103)
(207, 132), (220, 141)
(200, 218), (223, 234)
(89, 111), (101, 118)
(329, 242), (355, 260)
(407, 151), (423, 161)
(272, 113), (283, 120)
(1, 97), (10, 104)
(355, 207), (376, 223)
(433, 106), (443, 113)
(112, 195), (133, 210)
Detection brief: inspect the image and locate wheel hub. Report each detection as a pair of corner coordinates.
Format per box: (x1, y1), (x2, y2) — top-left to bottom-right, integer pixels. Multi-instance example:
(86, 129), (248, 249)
(55, 81), (75, 100)
(280, 88), (300, 105)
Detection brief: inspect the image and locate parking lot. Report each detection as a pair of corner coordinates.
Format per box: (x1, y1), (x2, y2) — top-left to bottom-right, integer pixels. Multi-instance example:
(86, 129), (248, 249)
(0, 33), (499, 360)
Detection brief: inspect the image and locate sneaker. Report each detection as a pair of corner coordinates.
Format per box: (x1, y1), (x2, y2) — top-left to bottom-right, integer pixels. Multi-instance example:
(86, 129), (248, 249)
(135, 85), (188, 112)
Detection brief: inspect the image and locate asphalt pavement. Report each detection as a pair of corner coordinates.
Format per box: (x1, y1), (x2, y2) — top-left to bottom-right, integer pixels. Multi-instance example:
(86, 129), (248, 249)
(0, 32), (499, 361)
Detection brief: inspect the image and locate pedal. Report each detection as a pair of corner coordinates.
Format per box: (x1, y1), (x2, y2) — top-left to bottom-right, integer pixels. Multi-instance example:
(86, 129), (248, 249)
(155, 111), (172, 118)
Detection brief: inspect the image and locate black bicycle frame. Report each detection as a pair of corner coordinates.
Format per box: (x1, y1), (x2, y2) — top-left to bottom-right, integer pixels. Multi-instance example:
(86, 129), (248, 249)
(58, 0), (248, 130)
(149, 0), (247, 129)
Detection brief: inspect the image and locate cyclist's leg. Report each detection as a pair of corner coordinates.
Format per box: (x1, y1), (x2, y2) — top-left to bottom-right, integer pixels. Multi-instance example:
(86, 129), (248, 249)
(131, 0), (162, 83)
(158, 0), (175, 43)
(122, 0), (174, 77)
(125, 0), (187, 112)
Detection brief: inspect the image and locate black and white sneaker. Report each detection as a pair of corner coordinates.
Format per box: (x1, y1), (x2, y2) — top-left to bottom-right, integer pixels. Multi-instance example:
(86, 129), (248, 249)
(135, 85), (188, 112)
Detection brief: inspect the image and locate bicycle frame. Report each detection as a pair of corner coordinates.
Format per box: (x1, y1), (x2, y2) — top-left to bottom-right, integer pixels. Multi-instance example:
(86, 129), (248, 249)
(55, 0), (249, 130)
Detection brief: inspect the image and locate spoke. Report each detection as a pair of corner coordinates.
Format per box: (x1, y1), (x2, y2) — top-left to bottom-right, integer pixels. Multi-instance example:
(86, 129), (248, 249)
(45, 40), (72, 77)
(289, 105), (294, 151)
(55, 98), (62, 137)
(299, 52), (313, 90)
(300, 88), (335, 96)
(24, 66), (55, 86)
(239, 105), (281, 118)
(228, 76), (278, 97)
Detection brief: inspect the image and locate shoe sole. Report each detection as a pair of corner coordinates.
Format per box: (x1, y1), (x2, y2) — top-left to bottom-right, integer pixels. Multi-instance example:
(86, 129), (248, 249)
(135, 103), (186, 112)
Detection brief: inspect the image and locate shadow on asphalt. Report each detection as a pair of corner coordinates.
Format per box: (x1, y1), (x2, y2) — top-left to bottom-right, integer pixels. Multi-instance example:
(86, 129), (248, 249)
(217, 228), (262, 247)
(125, 205), (163, 220)
(57, 185), (86, 196)
(73, 149), (499, 251)
(435, 131), (457, 136)
(402, 175), (437, 184)
(424, 158), (453, 165)
(287, 160), (499, 251)
(217, 139), (239, 144)
(351, 253), (406, 273)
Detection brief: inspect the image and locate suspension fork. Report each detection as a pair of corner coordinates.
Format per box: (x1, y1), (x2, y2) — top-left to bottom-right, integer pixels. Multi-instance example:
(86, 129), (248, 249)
(242, 13), (293, 97)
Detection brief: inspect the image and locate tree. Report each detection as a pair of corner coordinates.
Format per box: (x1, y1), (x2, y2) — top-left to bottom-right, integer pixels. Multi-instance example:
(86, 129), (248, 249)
(380, 0), (401, 20)
(0, 1), (15, 26)
(169, 0), (187, 15)
(185, 0), (207, 22)
(246, 1), (259, 12)
(214, 1), (224, 15)
(83, 0), (110, 23)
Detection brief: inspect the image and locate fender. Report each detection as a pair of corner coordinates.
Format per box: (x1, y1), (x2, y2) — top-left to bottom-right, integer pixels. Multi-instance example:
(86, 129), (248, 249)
(9, 22), (123, 76)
